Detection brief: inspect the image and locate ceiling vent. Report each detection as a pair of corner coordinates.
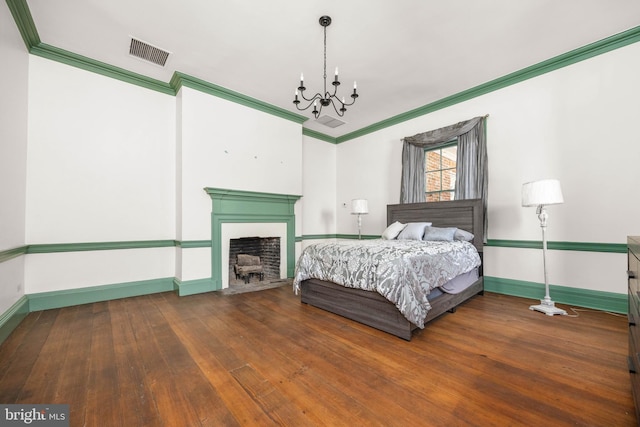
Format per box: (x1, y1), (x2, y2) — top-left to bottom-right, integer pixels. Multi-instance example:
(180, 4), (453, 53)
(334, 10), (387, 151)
(129, 37), (170, 67)
(316, 115), (346, 128)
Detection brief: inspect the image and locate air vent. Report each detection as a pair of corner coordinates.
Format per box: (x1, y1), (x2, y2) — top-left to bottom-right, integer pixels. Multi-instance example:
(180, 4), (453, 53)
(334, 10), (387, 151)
(129, 38), (170, 66)
(316, 115), (346, 128)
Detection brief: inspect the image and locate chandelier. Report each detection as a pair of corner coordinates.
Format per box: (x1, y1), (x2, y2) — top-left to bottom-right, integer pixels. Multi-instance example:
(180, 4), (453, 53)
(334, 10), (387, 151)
(293, 16), (359, 118)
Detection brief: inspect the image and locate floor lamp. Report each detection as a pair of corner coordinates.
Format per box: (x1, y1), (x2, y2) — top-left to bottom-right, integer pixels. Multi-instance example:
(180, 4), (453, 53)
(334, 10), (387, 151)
(522, 179), (567, 316)
(351, 199), (368, 239)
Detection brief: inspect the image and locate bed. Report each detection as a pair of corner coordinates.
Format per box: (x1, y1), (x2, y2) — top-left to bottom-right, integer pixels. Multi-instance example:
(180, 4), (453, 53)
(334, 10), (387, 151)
(295, 199), (484, 340)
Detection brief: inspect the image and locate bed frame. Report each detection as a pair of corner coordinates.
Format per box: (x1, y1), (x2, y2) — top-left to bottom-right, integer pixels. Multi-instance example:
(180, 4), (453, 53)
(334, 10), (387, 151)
(300, 199), (484, 341)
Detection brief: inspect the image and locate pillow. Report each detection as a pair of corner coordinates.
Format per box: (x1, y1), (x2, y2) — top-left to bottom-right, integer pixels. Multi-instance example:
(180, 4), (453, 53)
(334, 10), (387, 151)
(382, 221), (407, 240)
(454, 228), (474, 242)
(422, 226), (457, 242)
(396, 222), (432, 240)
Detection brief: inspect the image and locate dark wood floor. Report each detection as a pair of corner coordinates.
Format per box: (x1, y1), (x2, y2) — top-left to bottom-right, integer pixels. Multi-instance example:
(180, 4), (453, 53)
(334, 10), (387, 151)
(0, 285), (635, 426)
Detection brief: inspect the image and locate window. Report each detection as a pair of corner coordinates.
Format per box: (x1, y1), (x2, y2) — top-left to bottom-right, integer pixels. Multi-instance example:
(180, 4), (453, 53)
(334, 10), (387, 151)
(425, 142), (457, 202)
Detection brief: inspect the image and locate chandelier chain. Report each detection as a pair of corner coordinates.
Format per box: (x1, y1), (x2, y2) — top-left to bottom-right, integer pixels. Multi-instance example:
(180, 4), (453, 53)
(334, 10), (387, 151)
(323, 23), (327, 96)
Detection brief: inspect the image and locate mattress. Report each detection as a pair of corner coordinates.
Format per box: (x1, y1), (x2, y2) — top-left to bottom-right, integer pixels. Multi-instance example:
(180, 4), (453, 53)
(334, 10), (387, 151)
(428, 267), (480, 300)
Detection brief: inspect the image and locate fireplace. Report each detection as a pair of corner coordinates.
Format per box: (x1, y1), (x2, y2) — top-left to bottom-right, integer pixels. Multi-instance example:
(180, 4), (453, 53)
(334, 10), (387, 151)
(219, 222), (287, 289)
(229, 236), (281, 285)
(205, 187), (301, 291)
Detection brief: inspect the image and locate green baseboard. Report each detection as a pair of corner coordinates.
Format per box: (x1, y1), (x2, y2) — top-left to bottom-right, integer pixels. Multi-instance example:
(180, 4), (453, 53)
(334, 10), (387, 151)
(0, 274), (627, 346)
(0, 296), (30, 344)
(28, 277), (175, 311)
(173, 278), (216, 296)
(484, 276), (627, 314)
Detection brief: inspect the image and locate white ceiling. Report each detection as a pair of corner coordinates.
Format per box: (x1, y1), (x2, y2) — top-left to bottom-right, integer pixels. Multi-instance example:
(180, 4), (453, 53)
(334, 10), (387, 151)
(26, 0), (640, 138)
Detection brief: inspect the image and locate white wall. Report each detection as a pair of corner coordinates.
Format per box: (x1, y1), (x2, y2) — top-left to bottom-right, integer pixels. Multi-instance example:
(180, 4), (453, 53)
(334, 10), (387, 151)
(0, 2), (29, 313)
(25, 57), (176, 292)
(336, 41), (640, 294)
(177, 87), (303, 281)
(300, 135), (337, 249)
(8, 10), (639, 301)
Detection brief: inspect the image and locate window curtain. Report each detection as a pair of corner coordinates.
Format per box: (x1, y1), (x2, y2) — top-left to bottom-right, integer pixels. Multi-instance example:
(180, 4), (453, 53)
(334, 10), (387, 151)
(400, 116), (488, 237)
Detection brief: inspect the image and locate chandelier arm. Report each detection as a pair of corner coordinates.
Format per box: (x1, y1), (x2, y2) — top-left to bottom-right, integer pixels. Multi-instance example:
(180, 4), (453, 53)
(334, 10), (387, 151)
(297, 91), (323, 103)
(328, 82), (339, 99)
(329, 99), (346, 117)
(340, 95), (357, 107)
(295, 99), (322, 112)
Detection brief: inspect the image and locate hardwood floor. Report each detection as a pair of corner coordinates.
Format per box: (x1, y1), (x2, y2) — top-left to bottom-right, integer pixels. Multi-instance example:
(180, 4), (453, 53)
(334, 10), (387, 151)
(0, 286), (635, 426)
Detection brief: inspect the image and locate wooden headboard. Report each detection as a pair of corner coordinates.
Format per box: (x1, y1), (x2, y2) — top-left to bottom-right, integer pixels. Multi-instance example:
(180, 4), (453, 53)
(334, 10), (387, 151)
(387, 199), (484, 253)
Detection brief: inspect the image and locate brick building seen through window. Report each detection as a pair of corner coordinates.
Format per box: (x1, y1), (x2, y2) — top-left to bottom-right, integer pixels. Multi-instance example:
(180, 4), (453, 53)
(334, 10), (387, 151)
(425, 142), (457, 202)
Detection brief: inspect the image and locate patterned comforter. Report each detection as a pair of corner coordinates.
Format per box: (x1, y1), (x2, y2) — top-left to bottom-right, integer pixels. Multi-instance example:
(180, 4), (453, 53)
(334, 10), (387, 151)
(293, 239), (481, 328)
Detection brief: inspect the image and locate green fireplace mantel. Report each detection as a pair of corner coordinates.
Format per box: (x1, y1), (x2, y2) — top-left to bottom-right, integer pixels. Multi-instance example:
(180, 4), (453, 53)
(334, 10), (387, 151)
(204, 187), (302, 290)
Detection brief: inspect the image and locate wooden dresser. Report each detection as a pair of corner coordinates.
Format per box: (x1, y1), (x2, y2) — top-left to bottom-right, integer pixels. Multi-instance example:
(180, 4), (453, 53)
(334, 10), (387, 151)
(628, 236), (640, 419)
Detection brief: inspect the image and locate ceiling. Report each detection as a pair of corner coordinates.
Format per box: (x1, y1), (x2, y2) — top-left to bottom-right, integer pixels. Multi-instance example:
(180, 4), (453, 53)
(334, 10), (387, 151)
(24, 0), (640, 138)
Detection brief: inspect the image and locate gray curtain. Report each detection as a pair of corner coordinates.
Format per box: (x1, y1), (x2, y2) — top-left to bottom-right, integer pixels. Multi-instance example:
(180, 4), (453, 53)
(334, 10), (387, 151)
(454, 118), (487, 201)
(400, 116), (488, 237)
(400, 142), (427, 204)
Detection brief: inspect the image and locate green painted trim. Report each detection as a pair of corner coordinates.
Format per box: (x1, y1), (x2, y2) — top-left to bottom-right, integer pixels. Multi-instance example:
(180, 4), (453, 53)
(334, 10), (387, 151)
(0, 238), (622, 261)
(205, 188), (302, 290)
(302, 128), (337, 144)
(485, 239), (626, 253)
(173, 278), (216, 297)
(27, 240), (177, 254)
(204, 187), (303, 207)
(484, 276), (627, 314)
(30, 43), (175, 95)
(177, 240), (211, 248)
(336, 234), (379, 240)
(10, 0), (640, 143)
(5, 0), (39, 49)
(28, 277), (175, 311)
(299, 234), (376, 241)
(300, 234), (339, 240)
(171, 72), (307, 124)
(335, 25), (640, 143)
(0, 295), (29, 345)
(0, 246), (27, 263)
(301, 237), (627, 249)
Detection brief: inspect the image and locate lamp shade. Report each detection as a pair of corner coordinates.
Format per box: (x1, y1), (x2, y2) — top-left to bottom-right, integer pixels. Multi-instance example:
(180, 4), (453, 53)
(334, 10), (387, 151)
(522, 179), (564, 207)
(351, 199), (369, 214)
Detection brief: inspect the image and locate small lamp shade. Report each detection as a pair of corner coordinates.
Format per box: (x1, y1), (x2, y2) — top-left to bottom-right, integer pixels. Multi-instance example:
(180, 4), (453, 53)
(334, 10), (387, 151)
(522, 179), (564, 207)
(351, 199), (369, 214)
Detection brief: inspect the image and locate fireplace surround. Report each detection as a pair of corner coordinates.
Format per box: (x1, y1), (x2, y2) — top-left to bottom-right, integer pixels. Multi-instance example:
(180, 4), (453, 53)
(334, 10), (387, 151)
(204, 187), (301, 290)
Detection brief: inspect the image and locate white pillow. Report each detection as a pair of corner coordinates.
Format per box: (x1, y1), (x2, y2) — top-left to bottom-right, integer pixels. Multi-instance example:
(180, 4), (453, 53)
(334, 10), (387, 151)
(454, 228), (474, 242)
(397, 222), (432, 240)
(382, 221), (406, 240)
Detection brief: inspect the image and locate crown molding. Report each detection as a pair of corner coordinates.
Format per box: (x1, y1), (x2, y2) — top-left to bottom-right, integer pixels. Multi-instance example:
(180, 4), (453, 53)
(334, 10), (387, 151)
(335, 25), (640, 143)
(170, 72), (306, 124)
(5, 0), (39, 49)
(30, 43), (175, 95)
(6, 0), (640, 141)
(302, 128), (337, 144)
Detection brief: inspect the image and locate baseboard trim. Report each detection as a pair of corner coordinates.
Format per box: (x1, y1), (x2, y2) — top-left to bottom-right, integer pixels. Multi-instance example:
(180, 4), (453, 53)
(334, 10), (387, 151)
(173, 278), (216, 297)
(484, 276), (627, 314)
(0, 275), (627, 346)
(0, 296), (30, 345)
(28, 277), (175, 311)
